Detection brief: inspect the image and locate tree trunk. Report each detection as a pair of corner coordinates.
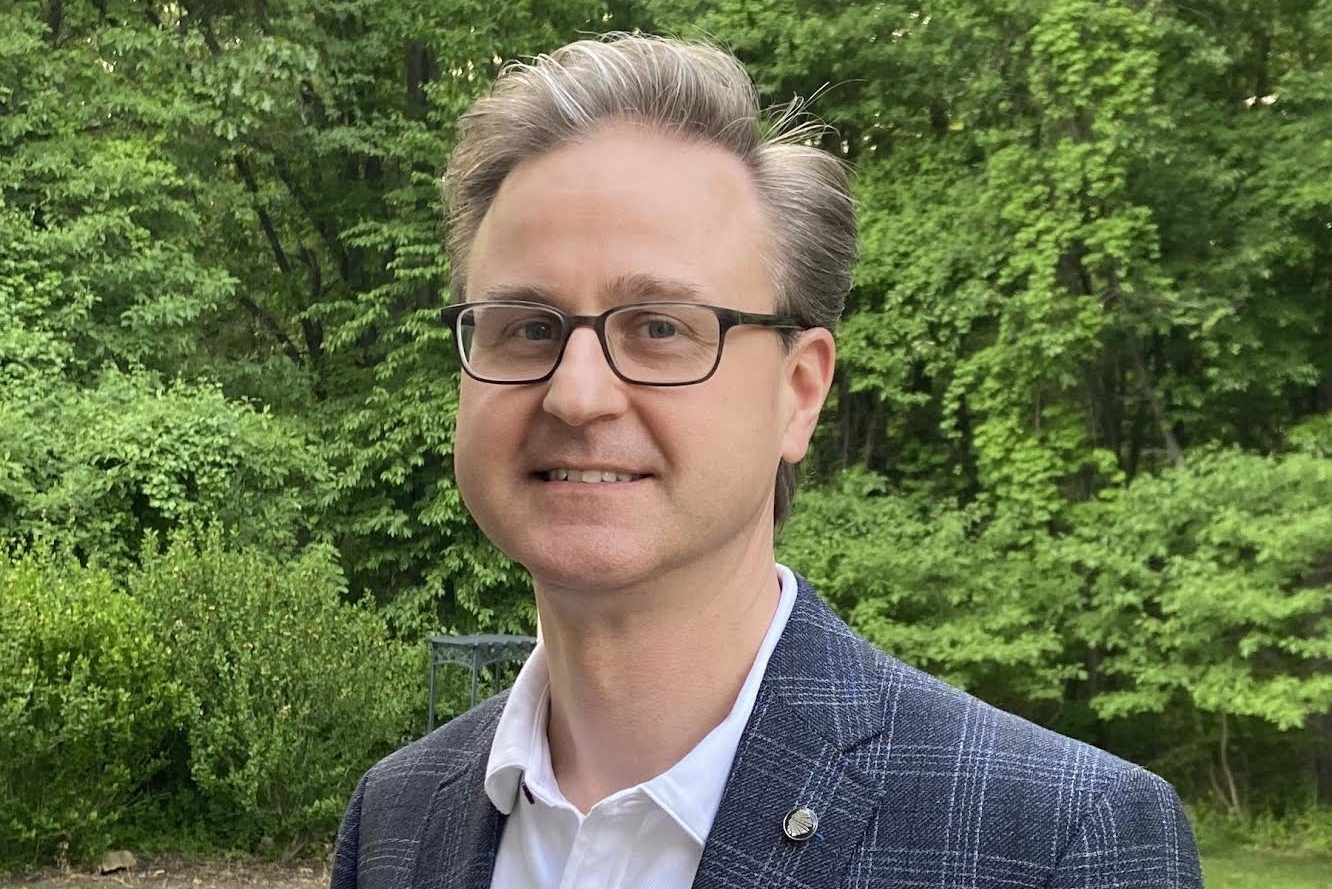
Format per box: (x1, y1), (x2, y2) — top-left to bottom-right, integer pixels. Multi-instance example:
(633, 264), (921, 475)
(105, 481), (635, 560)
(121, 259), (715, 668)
(46, 0), (63, 44)
(838, 373), (852, 470)
(406, 41), (434, 121)
(861, 396), (883, 466)
(1309, 710), (1332, 806)
(1104, 267), (1184, 468)
(1125, 329), (1184, 468)
(1213, 711), (1245, 817)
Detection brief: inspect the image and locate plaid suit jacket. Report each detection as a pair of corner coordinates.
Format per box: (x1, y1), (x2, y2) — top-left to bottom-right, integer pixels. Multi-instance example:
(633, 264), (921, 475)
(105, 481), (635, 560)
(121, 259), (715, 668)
(332, 574), (1202, 888)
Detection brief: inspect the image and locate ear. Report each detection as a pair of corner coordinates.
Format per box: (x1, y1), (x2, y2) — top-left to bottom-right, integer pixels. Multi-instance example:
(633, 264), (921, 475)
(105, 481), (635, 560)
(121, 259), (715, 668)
(779, 328), (836, 463)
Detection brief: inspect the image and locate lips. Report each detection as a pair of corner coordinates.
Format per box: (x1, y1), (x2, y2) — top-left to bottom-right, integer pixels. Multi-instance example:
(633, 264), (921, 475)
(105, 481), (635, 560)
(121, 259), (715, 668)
(542, 468), (650, 483)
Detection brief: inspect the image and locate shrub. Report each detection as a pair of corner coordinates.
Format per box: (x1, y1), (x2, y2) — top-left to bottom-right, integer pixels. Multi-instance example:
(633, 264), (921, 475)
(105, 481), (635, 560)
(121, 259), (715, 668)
(778, 469), (1083, 715)
(2, 369), (328, 568)
(0, 551), (178, 869)
(1191, 804), (1332, 856)
(130, 531), (418, 847)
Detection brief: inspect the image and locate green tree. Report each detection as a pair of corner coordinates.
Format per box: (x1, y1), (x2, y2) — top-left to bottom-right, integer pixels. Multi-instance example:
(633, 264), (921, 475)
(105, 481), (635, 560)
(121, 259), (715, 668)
(1065, 449), (1332, 814)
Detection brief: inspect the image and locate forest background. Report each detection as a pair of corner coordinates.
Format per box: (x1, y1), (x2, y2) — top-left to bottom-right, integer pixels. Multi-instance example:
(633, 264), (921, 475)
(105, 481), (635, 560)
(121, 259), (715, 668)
(2, 0), (1331, 874)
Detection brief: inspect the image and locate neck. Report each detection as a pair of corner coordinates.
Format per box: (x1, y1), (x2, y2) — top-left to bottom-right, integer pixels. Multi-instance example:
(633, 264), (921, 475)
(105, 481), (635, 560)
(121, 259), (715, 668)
(534, 532), (781, 813)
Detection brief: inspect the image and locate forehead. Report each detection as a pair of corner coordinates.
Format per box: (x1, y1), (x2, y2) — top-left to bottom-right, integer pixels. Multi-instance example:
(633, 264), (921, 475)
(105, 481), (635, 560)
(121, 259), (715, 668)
(464, 123), (775, 313)
(478, 272), (702, 308)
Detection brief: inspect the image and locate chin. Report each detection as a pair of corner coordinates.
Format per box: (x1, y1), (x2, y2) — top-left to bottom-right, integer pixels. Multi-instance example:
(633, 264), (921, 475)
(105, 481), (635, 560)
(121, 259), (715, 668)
(527, 555), (656, 594)
(510, 533), (664, 593)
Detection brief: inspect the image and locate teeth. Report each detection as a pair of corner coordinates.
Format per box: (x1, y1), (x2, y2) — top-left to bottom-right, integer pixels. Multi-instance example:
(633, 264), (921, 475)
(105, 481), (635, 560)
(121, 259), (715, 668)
(544, 468), (641, 483)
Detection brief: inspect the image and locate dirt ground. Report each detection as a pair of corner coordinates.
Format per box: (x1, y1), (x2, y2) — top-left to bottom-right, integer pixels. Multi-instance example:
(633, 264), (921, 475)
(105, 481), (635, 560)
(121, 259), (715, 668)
(2, 855), (330, 889)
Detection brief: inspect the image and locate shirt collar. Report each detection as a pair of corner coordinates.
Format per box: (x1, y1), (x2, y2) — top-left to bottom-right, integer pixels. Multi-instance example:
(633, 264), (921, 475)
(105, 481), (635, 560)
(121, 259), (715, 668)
(483, 564), (799, 845)
(483, 640), (551, 815)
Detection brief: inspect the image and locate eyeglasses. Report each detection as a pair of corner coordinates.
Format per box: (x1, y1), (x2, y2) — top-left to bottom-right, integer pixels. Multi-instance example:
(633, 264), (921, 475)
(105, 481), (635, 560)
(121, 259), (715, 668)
(440, 300), (812, 386)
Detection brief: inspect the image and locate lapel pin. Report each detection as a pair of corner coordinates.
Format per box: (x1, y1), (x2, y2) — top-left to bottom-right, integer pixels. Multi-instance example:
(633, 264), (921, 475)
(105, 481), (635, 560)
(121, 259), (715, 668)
(783, 806), (819, 842)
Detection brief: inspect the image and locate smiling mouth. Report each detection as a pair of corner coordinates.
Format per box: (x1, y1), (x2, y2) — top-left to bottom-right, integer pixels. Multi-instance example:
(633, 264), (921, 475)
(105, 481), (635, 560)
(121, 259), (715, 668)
(539, 468), (650, 483)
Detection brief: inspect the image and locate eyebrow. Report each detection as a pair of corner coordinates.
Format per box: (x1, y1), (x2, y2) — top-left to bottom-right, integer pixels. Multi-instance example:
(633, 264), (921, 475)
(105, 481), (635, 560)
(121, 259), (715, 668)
(479, 283), (560, 304)
(478, 273), (705, 308)
(603, 273), (704, 303)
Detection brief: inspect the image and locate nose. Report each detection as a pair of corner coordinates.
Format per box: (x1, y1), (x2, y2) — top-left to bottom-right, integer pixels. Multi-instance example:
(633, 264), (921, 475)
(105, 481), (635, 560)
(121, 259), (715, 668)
(541, 328), (629, 426)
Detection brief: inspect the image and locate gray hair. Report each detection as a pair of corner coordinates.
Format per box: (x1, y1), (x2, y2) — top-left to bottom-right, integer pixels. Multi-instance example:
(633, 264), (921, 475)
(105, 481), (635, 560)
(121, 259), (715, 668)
(443, 33), (856, 525)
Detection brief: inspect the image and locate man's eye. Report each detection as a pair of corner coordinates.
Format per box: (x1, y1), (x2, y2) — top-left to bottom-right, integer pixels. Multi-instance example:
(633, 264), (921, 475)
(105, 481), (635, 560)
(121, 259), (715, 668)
(644, 318), (678, 339)
(516, 320), (555, 340)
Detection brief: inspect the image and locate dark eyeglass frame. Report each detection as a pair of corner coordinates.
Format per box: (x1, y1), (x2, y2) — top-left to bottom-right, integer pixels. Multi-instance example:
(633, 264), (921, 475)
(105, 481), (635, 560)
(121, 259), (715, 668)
(440, 299), (813, 387)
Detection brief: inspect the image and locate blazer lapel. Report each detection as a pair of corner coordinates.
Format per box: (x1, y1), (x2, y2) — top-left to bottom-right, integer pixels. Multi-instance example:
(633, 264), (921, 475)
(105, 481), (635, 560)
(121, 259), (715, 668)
(409, 727), (507, 889)
(692, 694), (879, 889)
(693, 577), (888, 889)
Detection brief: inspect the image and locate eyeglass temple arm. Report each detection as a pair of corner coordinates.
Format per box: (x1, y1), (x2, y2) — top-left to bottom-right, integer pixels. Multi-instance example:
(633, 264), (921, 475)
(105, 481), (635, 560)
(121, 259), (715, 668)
(728, 309), (810, 330)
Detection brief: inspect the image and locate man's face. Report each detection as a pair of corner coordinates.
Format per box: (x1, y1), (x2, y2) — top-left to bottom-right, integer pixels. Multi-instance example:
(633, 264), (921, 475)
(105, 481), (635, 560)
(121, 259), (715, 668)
(453, 123), (830, 592)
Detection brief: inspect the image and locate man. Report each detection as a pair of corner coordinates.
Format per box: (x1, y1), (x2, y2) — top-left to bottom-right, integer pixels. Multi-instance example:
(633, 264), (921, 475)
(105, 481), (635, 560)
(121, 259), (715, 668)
(333, 34), (1202, 889)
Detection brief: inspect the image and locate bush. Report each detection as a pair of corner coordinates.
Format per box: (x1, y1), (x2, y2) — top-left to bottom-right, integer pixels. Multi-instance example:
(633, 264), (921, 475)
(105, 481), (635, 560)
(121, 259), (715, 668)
(778, 469), (1082, 716)
(1191, 804), (1332, 856)
(130, 531), (418, 848)
(1, 369), (328, 568)
(0, 551), (179, 869)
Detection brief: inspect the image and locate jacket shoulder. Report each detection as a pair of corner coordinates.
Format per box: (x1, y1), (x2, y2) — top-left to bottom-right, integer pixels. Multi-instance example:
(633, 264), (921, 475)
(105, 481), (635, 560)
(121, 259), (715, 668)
(781, 580), (1145, 793)
(332, 694), (507, 889)
(775, 580), (1200, 886)
(364, 692), (507, 789)
(848, 637), (1201, 886)
(857, 634), (1135, 785)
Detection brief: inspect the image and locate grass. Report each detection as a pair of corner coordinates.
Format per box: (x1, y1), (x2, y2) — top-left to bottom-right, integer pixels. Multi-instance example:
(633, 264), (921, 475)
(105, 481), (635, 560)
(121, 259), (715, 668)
(4, 848), (1328, 888)
(1192, 804), (1332, 886)
(1201, 848), (1331, 888)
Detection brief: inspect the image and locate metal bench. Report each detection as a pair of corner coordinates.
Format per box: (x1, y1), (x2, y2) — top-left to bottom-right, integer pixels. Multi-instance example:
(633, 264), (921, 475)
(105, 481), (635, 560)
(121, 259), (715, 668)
(426, 633), (537, 731)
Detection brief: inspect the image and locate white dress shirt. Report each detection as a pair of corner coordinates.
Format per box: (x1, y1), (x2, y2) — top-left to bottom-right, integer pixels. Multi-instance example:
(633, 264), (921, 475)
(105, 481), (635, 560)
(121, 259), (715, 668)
(484, 564), (798, 889)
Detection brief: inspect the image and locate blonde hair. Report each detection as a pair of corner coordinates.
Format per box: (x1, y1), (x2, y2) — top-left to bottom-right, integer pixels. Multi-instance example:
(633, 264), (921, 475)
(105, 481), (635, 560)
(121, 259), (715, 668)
(443, 34), (856, 524)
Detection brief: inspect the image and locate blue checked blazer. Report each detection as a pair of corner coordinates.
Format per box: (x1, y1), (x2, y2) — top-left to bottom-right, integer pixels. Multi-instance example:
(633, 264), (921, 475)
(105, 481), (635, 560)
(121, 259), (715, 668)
(332, 574), (1202, 888)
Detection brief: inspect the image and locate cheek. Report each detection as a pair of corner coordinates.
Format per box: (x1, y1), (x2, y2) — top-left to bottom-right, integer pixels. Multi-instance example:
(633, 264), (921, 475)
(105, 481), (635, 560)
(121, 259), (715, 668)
(454, 381), (482, 438)
(453, 384), (516, 495)
(454, 384), (481, 464)
(714, 354), (786, 436)
(456, 380), (522, 439)
(669, 375), (784, 477)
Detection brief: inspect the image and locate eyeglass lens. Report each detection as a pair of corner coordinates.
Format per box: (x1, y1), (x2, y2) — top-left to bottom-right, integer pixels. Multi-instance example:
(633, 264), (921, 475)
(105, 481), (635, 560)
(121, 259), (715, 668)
(456, 303), (722, 384)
